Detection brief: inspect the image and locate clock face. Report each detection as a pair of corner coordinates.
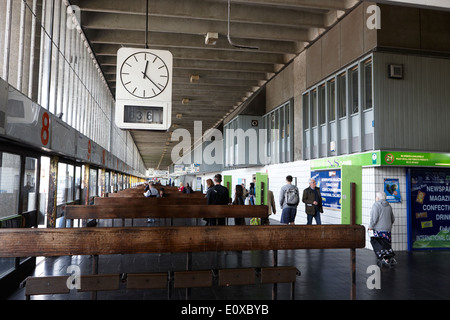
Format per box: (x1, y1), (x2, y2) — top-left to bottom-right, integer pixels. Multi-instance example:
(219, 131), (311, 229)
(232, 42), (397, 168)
(120, 52), (169, 99)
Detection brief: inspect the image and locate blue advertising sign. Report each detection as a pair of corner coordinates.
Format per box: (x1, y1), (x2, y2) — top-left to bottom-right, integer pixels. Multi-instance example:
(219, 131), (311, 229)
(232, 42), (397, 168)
(409, 168), (450, 250)
(384, 178), (401, 203)
(311, 170), (341, 210)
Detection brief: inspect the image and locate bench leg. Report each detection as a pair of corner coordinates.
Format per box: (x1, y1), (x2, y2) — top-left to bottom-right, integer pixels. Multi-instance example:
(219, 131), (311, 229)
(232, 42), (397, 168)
(185, 252), (192, 300)
(272, 250), (278, 300)
(91, 254), (99, 300)
(351, 248), (356, 300)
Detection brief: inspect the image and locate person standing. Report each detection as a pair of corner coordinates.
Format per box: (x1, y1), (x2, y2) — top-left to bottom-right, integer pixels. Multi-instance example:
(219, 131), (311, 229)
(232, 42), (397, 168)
(279, 175), (299, 225)
(232, 184), (246, 226)
(261, 190), (276, 225)
(368, 192), (396, 266)
(206, 174), (230, 225)
(368, 192), (395, 240)
(248, 182), (256, 205)
(302, 178), (323, 225)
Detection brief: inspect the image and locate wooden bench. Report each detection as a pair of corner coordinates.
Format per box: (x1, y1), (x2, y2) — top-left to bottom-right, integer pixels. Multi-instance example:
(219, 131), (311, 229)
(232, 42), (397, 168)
(23, 266), (300, 300)
(1, 225), (365, 300)
(65, 204), (268, 227)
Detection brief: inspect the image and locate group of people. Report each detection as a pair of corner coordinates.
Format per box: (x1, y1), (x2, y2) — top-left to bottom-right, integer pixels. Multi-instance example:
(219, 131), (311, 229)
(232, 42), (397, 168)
(143, 181), (167, 198)
(203, 174), (277, 226)
(178, 182), (194, 194)
(278, 175), (323, 225)
(278, 175), (394, 232)
(147, 174), (395, 241)
(279, 175), (396, 265)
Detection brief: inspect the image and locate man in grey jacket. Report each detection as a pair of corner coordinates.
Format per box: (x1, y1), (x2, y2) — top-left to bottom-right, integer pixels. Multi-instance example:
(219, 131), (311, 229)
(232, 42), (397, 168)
(279, 175), (299, 224)
(368, 192), (395, 240)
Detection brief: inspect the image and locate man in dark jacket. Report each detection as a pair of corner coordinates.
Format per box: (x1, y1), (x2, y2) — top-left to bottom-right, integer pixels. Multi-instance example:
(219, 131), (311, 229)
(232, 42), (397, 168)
(206, 174), (230, 225)
(302, 178), (323, 225)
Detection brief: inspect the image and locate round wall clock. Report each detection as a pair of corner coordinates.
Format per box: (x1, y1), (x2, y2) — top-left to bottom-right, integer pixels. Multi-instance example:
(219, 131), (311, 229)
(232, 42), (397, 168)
(119, 51), (170, 99)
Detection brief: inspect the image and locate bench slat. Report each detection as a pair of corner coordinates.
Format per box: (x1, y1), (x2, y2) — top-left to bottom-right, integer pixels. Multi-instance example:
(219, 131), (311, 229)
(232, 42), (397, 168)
(260, 267), (300, 284)
(174, 270), (213, 288)
(218, 268), (256, 286)
(65, 204), (268, 220)
(0, 225), (365, 258)
(126, 273), (168, 289)
(25, 276), (70, 296)
(78, 274), (120, 292)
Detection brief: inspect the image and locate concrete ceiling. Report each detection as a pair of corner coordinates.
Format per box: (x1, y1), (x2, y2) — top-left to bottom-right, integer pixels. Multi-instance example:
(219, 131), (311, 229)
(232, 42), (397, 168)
(71, 0), (360, 170)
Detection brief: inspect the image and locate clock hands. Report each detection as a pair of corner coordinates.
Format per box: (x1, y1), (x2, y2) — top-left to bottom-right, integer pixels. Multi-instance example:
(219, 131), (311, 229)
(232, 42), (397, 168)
(141, 71), (162, 92)
(143, 60), (148, 79)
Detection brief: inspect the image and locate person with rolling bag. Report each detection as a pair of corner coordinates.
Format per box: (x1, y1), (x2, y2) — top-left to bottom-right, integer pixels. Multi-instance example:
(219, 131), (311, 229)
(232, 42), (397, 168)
(368, 192), (397, 268)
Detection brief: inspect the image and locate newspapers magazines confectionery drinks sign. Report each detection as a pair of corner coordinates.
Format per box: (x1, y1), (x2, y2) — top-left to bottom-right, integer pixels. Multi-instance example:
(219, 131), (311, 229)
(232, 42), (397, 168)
(409, 168), (450, 250)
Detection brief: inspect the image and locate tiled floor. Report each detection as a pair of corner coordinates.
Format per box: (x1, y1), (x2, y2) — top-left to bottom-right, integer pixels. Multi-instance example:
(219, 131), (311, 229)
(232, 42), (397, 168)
(6, 218), (450, 301)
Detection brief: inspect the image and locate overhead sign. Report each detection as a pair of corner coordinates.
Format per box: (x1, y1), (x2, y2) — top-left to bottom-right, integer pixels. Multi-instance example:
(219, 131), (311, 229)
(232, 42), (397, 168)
(381, 151), (450, 167)
(310, 151), (380, 170)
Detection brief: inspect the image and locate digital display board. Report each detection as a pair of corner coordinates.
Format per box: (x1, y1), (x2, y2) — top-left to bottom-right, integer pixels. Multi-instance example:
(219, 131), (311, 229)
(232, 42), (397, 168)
(124, 105), (163, 124)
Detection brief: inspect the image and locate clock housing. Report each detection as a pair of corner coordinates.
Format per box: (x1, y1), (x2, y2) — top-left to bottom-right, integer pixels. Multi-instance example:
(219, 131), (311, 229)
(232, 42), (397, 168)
(115, 48), (173, 130)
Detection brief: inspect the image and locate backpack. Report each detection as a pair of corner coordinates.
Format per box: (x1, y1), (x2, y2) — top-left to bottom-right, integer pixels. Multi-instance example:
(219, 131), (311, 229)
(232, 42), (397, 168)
(285, 187), (299, 206)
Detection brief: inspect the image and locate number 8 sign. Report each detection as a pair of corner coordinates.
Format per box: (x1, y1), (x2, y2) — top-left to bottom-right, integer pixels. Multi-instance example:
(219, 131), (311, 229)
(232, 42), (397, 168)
(41, 112), (50, 146)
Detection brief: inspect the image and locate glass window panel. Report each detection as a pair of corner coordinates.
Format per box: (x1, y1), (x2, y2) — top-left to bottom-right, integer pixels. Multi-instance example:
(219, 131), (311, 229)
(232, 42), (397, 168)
(0, 152), (21, 219)
(105, 171), (110, 194)
(22, 157), (38, 212)
(328, 80), (336, 122)
(303, 94), (309, 130)
(89, 168), (98, 197)
(286, 104), (290, 138)
(338, 73), (346, 118)
(38, 156), (50, 227)
(364, 60), (373, 110)
(350, 67), (359, 114)
(0, 152), (20, 278)
(312, 89), (317, 127)
(319, 85), (326, 125)
(67, 164), (74, 202)
(57, 163), (67, 205)
(75, 166), (81, 200)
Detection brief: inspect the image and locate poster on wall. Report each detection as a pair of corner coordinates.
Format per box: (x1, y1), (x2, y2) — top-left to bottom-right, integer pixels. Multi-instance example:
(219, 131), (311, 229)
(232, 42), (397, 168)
(409, 168), (450, 250)
(311, 170), (341, 210)
(384, 178), (401, 203)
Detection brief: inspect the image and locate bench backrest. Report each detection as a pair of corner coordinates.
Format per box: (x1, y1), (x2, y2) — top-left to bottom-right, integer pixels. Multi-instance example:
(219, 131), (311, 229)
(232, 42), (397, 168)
(107, 192), (206, 198)
(0, 225), (365, 258)
(94, 196), (207, 206)
(65, 204), (268, 220)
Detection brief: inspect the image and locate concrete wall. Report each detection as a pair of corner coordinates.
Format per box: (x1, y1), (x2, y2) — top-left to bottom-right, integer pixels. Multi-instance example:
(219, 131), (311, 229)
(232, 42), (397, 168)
(377, 4), (450, 53)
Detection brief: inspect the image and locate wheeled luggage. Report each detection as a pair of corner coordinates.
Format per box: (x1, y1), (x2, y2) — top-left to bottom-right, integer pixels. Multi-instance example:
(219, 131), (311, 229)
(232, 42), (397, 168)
(370, 236), (397, 268)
